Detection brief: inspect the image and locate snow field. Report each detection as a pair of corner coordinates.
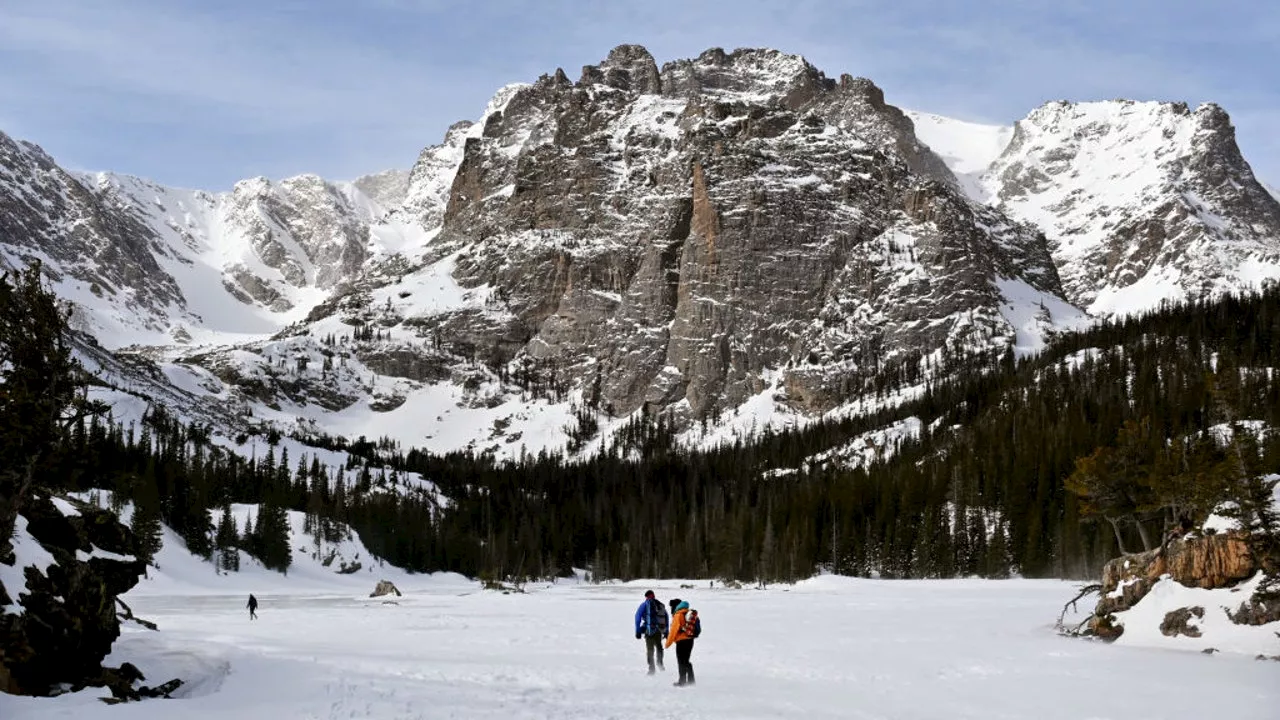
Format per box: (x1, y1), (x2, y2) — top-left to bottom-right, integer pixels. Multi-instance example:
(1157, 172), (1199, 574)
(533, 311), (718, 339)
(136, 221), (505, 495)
(1, 577), (1275, 719)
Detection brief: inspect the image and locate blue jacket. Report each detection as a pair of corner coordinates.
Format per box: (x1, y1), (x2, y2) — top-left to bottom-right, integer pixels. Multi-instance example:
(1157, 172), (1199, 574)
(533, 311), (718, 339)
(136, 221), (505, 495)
(634, 598), (669, 636)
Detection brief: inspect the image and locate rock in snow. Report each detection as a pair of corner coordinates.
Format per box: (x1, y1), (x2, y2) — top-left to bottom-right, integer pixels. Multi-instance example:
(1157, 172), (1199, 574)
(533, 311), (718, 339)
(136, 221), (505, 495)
(370, 580), (402, 598)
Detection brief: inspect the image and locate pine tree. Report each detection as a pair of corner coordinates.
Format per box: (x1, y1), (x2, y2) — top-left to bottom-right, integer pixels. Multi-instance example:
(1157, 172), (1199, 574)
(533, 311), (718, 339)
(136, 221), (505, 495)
(0, 261), (108, 546)
(215, 503), (240, 572)
(130, 473), (164, 567)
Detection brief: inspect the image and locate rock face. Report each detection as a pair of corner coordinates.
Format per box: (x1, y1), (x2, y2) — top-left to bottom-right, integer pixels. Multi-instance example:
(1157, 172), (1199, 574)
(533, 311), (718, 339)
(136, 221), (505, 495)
(404, 45), (1071, 418)
(1160, 606), (1205, 637)
(0, 492), (146, 695)
(1086, 531), (1257, 637)
(0, 133), (184, 334)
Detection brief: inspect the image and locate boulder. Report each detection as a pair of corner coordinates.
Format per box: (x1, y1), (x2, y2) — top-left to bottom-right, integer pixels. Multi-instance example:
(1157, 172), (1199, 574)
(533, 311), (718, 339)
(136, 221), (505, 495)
(370, 580), (402, 598)
(0, 492), (148, 695)
(1159, 606), (1205, 638)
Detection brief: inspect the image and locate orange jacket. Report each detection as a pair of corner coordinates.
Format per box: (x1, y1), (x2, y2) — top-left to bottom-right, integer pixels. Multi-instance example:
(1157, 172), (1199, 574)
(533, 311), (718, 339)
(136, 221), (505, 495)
(665, 606), (697, 648)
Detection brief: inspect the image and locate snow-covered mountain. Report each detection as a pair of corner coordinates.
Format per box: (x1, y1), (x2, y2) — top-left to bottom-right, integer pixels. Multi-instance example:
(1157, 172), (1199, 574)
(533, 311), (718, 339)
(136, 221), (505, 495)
(0, 129), (422, 349)
(908, 101), (1280, 316)
(3, 44), (1279, 458)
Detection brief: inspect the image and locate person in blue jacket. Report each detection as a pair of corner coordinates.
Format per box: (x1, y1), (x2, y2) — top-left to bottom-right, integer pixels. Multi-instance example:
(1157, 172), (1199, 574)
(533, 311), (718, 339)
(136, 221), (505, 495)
(633, 590), (669, 674)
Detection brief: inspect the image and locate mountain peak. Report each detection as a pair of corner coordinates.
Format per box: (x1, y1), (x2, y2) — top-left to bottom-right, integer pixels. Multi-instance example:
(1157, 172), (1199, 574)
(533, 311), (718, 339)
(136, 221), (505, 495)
(982, 96), (1280, 315)
(579, 44), (662, 94)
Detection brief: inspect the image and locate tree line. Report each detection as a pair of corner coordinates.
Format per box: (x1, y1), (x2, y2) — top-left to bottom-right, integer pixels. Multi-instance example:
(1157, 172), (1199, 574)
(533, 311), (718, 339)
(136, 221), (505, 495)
(5, 261), (1279, 589)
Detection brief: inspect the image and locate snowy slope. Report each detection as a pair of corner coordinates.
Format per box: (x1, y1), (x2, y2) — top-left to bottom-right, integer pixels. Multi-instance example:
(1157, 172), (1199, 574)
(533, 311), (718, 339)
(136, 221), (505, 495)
(903, 110), (1012, 200)
(67, 493), (430, 597)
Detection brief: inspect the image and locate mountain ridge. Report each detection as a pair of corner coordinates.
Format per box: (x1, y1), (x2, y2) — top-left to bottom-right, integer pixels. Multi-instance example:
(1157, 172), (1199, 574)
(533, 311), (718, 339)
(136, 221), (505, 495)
(2, 44), (1278, 459)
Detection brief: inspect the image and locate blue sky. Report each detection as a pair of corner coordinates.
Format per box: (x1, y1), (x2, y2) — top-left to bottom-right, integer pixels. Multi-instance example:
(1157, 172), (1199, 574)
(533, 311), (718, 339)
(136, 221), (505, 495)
(2, 0), (1276, 190)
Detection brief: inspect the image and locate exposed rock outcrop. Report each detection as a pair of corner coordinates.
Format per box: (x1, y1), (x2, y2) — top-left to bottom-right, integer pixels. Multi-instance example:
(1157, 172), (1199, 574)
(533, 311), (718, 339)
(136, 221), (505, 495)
(370, 580), (402, 598)
(1160, 606), (1204, 637)
(0, 492), (150, 696)
(1093, 530), (1255, 620)
(1081, 530), (1258, 639)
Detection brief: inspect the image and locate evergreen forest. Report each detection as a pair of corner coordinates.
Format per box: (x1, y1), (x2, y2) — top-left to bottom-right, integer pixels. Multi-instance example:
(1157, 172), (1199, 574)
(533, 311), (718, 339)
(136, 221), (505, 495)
(9, 264), (1280, 585)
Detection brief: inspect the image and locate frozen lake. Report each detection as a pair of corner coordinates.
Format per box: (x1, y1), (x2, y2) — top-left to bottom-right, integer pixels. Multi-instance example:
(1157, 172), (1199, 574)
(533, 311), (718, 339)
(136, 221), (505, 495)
(3, 576), (1276, 719)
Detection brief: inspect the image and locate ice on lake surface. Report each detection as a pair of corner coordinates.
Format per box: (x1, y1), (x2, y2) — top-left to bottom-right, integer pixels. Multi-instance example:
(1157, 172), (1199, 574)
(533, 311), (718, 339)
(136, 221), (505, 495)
(2, 576), (1276, 719)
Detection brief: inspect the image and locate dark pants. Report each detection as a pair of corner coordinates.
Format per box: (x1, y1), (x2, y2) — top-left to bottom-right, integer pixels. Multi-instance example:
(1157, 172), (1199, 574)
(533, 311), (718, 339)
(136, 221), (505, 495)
(645, 632), (665, 670)
(675, 639), (695, 685)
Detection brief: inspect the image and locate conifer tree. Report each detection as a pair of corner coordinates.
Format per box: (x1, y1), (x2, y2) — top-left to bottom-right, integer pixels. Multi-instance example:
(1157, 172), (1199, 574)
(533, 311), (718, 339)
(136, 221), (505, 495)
(215, 503), (240, 572)
(130, 473), (164, 567)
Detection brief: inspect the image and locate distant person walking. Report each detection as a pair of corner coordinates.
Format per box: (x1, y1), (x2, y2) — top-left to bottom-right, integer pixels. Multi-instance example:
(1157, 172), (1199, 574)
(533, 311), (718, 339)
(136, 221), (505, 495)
(665, 598), (701, 687)
(247, 593), (258, 620)
(633, 590), (669, 674)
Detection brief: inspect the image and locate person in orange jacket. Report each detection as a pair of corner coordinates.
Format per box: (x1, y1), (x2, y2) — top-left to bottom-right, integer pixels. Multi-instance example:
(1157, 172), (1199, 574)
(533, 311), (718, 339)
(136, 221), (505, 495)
(664, 598), (701, 686)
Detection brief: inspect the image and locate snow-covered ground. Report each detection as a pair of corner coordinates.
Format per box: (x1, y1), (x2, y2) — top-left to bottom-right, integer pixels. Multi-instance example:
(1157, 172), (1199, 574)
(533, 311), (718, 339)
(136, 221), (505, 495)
(2, 574), (1276, 719)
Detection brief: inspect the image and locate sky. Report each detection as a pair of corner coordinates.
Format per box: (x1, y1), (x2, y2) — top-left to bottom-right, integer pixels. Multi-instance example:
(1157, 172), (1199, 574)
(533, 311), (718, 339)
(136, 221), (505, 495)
(1, 0), (1276, 190)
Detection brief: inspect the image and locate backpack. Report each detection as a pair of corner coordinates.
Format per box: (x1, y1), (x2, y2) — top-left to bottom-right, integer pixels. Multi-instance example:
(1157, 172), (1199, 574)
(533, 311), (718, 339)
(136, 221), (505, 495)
(648, 598), (669, 634)
(681, 609), (701, 639)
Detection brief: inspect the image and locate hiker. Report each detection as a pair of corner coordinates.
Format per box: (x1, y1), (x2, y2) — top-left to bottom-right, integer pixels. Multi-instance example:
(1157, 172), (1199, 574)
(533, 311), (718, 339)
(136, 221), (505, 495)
(665, 598), (701, 687)
(247, 593), (258, 620)
(633, 590), (669, 674)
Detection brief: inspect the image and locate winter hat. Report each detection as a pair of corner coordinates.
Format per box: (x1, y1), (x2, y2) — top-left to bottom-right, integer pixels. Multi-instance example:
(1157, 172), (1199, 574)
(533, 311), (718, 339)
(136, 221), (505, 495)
(669, 597), (681, 611)
(644, 590), (655, 598)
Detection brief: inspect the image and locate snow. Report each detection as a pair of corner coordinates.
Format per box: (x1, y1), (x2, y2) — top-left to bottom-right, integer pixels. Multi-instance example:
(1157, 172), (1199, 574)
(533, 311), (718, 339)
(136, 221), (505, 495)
(1202, 505), (1242, 534)
(903, 110), (1013, 201)
(1, 575), (1275, 718)
(76, 546), (138, 563)
(1112, 572), (1280, 656)
(793, 416), (923, 472)
(1087, 265), (1186, 317)
(0, 514), (57, 615)
(993, 277), (1092, 357)
(51, 497), (81, 517)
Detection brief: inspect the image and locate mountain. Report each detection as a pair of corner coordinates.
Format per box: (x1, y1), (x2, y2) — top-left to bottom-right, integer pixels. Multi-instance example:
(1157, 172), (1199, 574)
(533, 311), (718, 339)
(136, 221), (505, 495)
(2, 44), (1279, 459)
(379, 45), (1075, 427)
(909, 101), (1280, 316)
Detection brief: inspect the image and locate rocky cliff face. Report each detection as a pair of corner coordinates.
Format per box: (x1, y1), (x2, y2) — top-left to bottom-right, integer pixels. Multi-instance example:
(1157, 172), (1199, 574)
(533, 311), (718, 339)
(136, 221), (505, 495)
(390, 45), (1072, 418)
(0, 133), (184, 338)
